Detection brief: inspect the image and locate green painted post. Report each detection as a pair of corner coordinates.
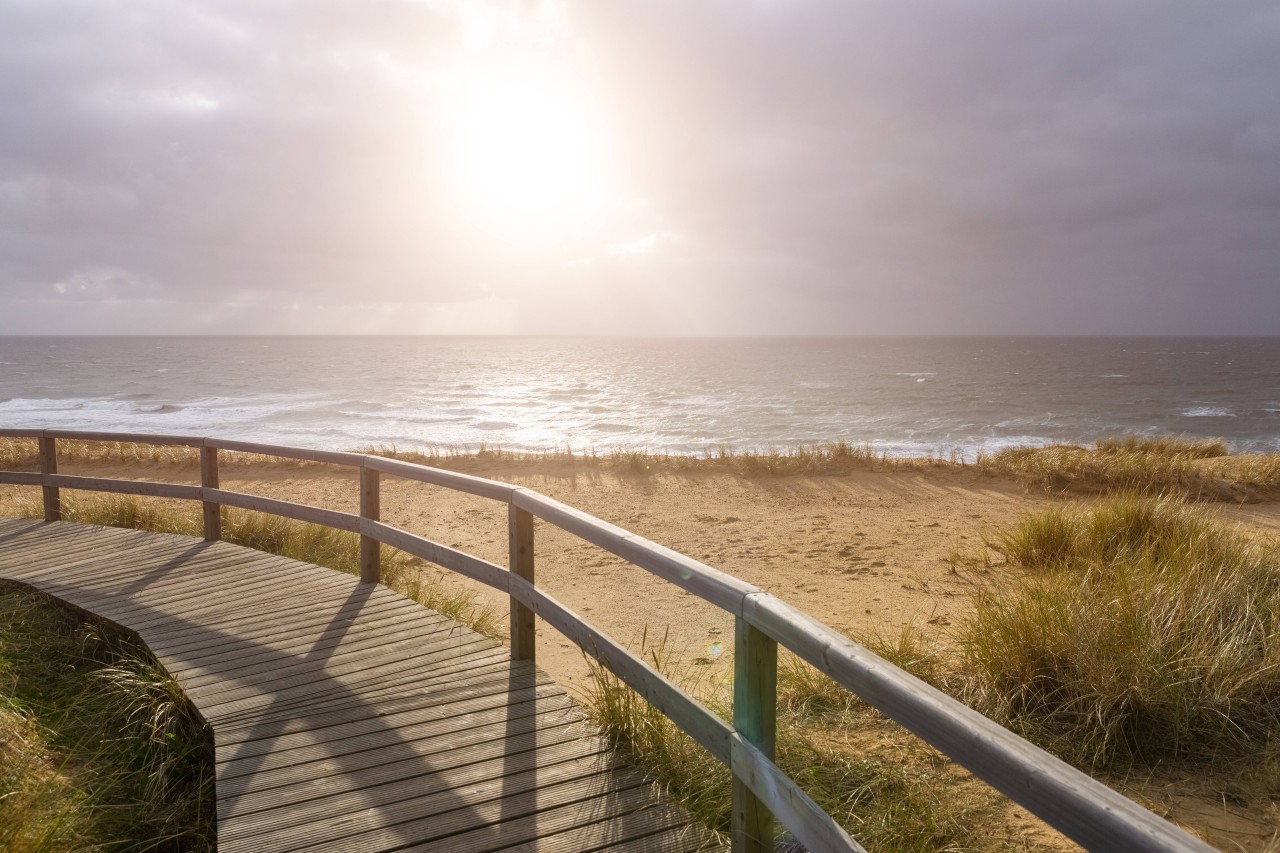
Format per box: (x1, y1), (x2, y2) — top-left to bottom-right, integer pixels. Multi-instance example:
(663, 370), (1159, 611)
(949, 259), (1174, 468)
(733, 616), (778, 853)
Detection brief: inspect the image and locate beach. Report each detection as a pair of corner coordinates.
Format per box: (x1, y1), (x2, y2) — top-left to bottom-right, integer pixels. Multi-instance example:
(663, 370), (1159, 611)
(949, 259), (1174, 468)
(4, 447), (1280, 849)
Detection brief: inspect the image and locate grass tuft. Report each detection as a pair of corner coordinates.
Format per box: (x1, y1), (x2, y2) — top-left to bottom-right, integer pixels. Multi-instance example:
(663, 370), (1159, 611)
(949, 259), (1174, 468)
(981, 435), (1279, 500)
(582, 631), (1019, 851)
(0, 584), (214, 852)
(965, 494), (1280, 768)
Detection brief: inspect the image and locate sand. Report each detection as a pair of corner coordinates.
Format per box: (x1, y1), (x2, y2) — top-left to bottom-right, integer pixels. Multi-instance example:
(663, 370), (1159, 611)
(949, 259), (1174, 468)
(3, 457), (1279, 850)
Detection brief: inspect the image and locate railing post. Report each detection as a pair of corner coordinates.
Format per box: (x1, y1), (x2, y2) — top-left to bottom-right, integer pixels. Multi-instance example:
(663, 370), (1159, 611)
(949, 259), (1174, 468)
(733, 616), (778, 853)
(38, 434), (60, 522)
(360, 465), (381, 584)
(509, 504), (535, 662)
(200, 445), (221, 541)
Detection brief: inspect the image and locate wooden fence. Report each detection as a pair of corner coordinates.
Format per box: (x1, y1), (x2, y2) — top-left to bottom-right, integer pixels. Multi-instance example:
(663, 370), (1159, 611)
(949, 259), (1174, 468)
(0, 428), (1214, 853)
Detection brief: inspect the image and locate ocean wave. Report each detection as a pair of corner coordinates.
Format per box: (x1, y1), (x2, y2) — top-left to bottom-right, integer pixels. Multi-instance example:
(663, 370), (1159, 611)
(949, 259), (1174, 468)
(1180, 406), (1234, 417)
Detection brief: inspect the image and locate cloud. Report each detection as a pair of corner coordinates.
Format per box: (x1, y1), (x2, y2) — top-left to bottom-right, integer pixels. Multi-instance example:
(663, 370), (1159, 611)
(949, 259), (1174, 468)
(1, 0), (1278, 333)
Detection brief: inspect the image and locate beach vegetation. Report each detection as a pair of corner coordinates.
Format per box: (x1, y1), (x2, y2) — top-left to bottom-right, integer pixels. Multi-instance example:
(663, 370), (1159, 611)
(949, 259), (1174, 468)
(980, 435), (1280, 500)
(0, 583), (214, 852)
(581, 631), (1022, 851)
(966, 494), (1280, 768)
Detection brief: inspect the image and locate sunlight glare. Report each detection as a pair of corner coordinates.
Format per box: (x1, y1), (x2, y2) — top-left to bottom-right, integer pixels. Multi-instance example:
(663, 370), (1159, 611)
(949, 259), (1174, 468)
(445, 69), (613, 246)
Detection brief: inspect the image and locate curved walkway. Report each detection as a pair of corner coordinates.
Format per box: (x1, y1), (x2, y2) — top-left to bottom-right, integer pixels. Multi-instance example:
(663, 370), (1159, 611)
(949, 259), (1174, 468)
(0, 517), (719, 852)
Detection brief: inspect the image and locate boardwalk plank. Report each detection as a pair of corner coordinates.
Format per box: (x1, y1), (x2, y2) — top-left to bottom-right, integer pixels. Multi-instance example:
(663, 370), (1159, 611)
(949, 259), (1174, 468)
(0, 519), (720, 852)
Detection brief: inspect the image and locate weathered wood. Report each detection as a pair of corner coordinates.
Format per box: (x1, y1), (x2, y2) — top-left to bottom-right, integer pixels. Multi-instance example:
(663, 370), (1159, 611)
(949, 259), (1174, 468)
(0, 519), (715, 853)
(0, 428), (41, 438)
(0, 471), (43, 486)
(201, 445), (221, 541)
(733, 617), (777, 853)
(44, 473), (203, 501)
(512, 488), (760, 614)
(360, 518), (509, 590)
(203, 488), (362, 533)
(38, 435), (59, 521)
(362, 454), (519, 502)
(509, 504), (535, 662)
(509, 574), (734, 765)
(359, 465), (380, 584)
(730, 734), (862, 853)
(43, 429), (204, 447)
(203, 437), (367, 467)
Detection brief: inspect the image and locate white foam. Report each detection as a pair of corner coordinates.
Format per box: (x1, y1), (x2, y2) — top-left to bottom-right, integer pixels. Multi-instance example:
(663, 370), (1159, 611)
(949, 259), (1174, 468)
(1181, 406), (1234, 417)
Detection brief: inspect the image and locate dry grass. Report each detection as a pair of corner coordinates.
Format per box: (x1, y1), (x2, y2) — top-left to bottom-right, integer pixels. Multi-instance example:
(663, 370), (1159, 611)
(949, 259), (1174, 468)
(0, 584), (214, 852)
(581, 629), (1028, 851)
(980, 435), (1280, 501)
(967, 494), (1280, 769)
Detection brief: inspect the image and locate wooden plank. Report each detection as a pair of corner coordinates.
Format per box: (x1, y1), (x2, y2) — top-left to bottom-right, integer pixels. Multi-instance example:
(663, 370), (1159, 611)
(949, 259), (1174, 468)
(43, 429), (203, 447)
(44, 474), (204, 501)
(309, 770), (659, 853)
(0, 428), (41, 438)
(509, 504), (535, 662)
(177, 612), (479, 693)
(364, 454), (518, 502)
(221, 751), (631, 852)
(203, 437), (366, 467)
(0, 471), (42, 486)
(501, 800), (715, 853)
(213, 675), (563, 758)
(203, 488), (362, 533)
(207, 646), (516, 729)
(358, 465), (379, 584)
(741, 592), (1213, 853)
(217, 692), (583, 784)
(190, 635), (501, 717)
(38, 435), (59, 521)
(201, 446), (221, 541)
(732, 617), (777, 853)
(510, 574), (734, 766)
(214, 716), (601, 810)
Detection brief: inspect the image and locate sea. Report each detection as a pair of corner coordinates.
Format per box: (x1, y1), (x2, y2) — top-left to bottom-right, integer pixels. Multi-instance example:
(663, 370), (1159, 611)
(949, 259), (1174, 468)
(0, 336), (1277, 461)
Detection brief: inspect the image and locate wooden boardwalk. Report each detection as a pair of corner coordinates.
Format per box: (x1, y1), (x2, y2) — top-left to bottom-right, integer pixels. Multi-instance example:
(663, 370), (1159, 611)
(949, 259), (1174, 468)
(0, 517), (720, 852)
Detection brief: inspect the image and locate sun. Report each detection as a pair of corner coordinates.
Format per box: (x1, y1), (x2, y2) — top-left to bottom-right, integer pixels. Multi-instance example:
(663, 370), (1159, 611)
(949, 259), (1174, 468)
(443, 69), (613, 246)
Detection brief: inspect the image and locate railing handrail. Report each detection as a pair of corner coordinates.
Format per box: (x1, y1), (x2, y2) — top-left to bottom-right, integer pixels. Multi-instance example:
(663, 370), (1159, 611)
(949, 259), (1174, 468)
(0, 428), (1213, 853)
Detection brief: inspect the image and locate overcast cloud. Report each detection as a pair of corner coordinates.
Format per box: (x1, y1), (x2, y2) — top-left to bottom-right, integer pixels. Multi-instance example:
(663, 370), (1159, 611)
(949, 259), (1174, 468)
(1, 0), (1277, 335)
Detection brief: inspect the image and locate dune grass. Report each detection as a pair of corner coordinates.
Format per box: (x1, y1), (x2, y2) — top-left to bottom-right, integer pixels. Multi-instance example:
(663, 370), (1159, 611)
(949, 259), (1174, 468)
(580, 629), (1021, 852)
(966, 494), (1280, 769)
(0, 583), (214, 852)
(4, 433), (1277, 500)
(980, 435), (1280, 500)
(11, 494), (501, 639)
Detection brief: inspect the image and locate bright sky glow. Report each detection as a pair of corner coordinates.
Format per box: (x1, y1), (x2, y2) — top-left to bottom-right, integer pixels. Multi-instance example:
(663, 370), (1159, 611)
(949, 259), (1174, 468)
(442, 67), (615, 247)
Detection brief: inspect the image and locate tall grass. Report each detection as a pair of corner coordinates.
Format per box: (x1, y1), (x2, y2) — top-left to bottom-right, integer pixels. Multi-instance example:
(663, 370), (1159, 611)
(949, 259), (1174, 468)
(967, 494), (1280, 768)
(981, 435), (1280, 500)
(581, 630), (1016, 851)
(0, 583), (214, 852)
(13, 494), (500, 639)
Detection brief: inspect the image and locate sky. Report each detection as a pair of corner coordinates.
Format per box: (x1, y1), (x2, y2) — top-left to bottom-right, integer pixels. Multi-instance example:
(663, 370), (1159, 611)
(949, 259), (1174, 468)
(1, 0), (1278, 336)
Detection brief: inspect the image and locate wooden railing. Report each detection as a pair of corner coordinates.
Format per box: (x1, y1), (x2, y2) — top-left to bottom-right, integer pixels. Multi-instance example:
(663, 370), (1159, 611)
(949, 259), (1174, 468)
(0, 428), (1212, 853)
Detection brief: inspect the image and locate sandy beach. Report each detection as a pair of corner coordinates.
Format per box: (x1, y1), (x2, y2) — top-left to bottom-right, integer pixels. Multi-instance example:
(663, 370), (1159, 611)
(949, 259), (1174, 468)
(4, 453), (1280, 849)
